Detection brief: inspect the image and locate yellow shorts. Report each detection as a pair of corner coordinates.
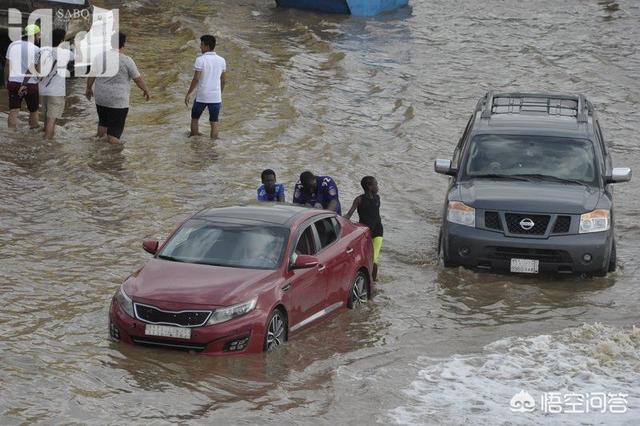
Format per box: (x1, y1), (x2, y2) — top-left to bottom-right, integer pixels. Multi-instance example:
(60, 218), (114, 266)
(372, 237), (383, 264)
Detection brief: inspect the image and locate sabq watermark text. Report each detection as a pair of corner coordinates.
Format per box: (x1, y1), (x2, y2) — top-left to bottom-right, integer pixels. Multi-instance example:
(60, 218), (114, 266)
(7, 7), (120, 78)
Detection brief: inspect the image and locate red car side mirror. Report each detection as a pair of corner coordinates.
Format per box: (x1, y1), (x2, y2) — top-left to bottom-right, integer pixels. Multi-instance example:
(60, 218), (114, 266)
(143, 240), (159, 255)
(291, 254), (319, 270)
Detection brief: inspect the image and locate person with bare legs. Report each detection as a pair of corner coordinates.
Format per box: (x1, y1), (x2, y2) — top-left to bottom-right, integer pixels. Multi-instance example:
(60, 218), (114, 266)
(185, 35), (226, 139)
(39, 29), (72, 139)
(85, 32), (150, 144)
(345, 176), (384, 281)
(4, 24), (41, 130)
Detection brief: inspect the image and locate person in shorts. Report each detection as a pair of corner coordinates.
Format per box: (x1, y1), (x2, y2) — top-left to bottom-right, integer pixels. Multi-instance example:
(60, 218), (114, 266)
(85, 32), (151, 144)
(185, 35), (227, 139)
(39, 29), (72, 139)
(4, 24), (41, 130)
(345, 176), (383, 281)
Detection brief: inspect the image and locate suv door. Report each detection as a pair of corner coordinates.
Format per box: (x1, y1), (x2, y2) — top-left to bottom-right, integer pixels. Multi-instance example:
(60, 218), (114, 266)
(285, 223), (326, 330)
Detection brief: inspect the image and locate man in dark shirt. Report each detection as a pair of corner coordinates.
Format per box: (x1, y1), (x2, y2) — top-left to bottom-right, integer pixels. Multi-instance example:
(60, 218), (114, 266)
(292, 171), (341, 215)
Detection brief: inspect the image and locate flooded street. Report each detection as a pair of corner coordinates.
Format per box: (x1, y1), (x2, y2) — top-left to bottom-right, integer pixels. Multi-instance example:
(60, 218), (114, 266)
(1, 0), (640, 423)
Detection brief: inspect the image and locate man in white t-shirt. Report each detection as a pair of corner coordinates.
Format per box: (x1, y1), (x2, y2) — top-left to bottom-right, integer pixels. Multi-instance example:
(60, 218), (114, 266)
(4, 24), (41, 130)
(39, 29), (73, 139)
(184, 35), (226, 139)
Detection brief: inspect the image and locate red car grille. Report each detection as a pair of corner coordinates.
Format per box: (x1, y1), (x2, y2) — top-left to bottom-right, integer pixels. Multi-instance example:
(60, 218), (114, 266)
(134, 303), (211, 327)
(131, 337), (206, 352)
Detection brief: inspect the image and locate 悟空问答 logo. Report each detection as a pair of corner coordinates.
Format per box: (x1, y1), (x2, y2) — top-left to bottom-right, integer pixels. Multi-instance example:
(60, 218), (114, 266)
(510, 390), (536, 413)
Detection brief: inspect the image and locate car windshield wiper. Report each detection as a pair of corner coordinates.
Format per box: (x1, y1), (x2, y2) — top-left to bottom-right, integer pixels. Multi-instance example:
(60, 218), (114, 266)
(471, 174), (531, 181)
(511, 174), (591, 187)
(157, 254), (186, 263)
(191, 260), (229, 267)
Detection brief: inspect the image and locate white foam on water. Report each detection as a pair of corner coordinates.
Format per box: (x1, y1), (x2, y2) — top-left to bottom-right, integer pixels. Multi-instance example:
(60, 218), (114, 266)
(388, 323), (640, 425)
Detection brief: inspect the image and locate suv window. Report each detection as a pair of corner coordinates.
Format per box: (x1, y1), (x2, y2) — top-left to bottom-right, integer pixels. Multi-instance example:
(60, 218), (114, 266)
(464, 135), (598, 185)
(314, 217), (338, 249)
(595, 120), (608, 156)
(295, 226), (317, 256)
(453, 114), (475, 167)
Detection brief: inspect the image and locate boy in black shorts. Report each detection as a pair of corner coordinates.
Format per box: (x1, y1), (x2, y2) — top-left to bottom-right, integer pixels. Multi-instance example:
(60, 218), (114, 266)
(5, 24), (41, 130)
(345, 176), (383, 281)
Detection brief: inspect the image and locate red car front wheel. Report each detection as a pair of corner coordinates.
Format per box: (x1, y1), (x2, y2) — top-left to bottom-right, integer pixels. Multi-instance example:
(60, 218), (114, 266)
(264, 308), (287, 352)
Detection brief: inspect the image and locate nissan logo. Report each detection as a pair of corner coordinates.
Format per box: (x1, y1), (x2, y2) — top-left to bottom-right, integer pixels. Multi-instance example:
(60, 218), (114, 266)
(519, 218), (535, 230)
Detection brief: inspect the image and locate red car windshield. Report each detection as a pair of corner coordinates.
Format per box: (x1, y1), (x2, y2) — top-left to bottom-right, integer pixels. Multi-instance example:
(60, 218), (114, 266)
(158, 219), (289, 270)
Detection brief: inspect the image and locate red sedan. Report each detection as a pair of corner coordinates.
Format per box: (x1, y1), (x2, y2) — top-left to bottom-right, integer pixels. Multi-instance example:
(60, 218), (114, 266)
(109, 205), (374, 355)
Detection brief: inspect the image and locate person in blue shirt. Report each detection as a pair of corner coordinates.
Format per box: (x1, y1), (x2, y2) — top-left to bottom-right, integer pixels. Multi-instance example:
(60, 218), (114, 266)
(257, 169), (285, 202)
(292, 171), (341, 215)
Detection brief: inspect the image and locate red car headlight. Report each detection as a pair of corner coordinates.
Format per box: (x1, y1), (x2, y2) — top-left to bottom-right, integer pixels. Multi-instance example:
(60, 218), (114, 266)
(207, 298), (257, 325)
(115, 285), (135, 318)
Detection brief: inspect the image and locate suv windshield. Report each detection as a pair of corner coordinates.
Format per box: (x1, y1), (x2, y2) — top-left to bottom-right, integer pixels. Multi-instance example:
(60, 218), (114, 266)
(464, 135), (598, 185)
(158, 219), (289, 270)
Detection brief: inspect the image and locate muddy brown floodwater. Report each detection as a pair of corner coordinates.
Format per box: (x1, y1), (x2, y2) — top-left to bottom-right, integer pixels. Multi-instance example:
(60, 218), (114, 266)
(1, 0), (639, 424)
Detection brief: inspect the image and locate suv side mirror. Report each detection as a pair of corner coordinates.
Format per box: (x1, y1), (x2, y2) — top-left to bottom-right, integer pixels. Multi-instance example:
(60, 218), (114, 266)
(607, 167), (632, 184)
(434, 159), (457, 176)
(143, 240), (159, 255)
(291, 254), (319, 270)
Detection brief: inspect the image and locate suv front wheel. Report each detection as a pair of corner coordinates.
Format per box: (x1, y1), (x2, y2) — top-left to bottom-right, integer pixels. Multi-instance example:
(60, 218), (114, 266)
(438, 230), (458, 268)
(608, 239), (617, 273)
(594, 239), (616, 277)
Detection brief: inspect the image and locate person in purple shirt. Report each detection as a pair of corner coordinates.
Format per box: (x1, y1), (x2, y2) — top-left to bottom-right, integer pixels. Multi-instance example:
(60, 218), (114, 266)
(292, 171), (341, 215)
(257, 169), (285, 202)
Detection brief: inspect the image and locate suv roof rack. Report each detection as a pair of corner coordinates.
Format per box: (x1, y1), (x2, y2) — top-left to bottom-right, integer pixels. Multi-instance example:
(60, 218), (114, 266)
(480, 92), (589, 122)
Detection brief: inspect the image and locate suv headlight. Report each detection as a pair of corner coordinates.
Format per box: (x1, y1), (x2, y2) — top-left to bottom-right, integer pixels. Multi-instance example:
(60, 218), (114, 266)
(579, 209), (610, 233)
(115, 285), (135, 318)
(207, 298), (257, 325)
(447, 201), (476, 227)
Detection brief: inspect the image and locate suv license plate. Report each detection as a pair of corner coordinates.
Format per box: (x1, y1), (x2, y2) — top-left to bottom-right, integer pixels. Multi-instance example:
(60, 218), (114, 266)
(510, 258), (539, 274)
(145, 324), (191, 339)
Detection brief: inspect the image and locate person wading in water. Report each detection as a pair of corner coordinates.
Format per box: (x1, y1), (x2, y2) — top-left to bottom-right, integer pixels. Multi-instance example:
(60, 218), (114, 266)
(345, 176), (383, 281)
(185, 34), (227, 139)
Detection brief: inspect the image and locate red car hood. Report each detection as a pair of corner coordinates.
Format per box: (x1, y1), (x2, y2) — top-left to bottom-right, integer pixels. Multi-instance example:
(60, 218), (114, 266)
(125, 259), (278, 307)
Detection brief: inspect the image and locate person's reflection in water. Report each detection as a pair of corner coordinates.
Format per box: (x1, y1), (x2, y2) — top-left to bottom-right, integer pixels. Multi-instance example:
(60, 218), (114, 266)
(0, 126), (65, 173)
(87, 139), (126, 177)
(599, 0), (620, 21)
(182, 138), (219, 170)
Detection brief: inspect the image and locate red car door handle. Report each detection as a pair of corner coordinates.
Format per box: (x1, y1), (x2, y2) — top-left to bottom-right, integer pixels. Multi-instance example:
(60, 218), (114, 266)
(346, 248), (354, 254)
(281, 283), (291, 292)
(317, 264), (326, 272)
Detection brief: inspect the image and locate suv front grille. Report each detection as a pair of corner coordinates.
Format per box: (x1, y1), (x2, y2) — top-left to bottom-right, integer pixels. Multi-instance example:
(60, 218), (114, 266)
(134, 303), (211, 327)
(552, 216), (571, 233)
(505, 213), (550, 235)
(488, 246), (571, 264)
(484, 211), (503, 230)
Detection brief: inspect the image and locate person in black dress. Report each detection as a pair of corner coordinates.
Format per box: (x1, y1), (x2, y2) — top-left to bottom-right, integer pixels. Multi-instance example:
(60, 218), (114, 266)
(345, 176), (383, 281)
